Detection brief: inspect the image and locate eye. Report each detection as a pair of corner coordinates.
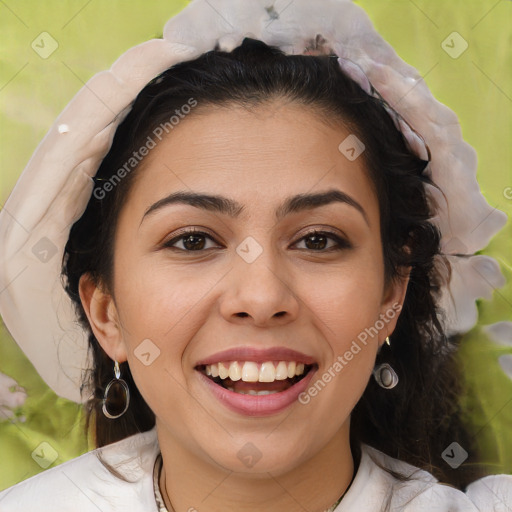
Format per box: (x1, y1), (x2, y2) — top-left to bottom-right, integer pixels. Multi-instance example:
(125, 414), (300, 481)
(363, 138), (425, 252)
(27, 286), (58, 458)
(293, 230), (352, 252)
(162, 228), (220, 252)
(162, 228), (352, 253)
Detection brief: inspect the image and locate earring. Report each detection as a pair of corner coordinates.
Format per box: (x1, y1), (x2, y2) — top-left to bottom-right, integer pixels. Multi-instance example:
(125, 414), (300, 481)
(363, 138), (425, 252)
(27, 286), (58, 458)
(102, 360), (130, 419)
(385, 336), (391, 346)
(373, 363), (399, 389)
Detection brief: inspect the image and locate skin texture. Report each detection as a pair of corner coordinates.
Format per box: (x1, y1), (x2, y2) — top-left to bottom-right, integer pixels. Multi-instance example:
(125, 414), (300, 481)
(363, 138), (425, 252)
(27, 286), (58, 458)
(79, 99), (409, 512)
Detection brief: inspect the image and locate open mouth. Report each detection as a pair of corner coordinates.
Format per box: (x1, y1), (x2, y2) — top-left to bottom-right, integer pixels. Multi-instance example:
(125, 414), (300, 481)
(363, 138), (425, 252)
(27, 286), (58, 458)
(196, 361), (317, 395)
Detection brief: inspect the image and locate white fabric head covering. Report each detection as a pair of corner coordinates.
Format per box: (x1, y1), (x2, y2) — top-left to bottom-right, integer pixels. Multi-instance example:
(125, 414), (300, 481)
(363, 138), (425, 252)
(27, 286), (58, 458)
(0, 0), (507, 403)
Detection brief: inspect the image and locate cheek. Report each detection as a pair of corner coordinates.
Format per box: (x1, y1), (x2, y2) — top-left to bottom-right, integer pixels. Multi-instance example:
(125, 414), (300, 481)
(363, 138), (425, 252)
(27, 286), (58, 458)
(298, 263), (383, 426)
(113, 255), (215, 338)
(300, 250), (385, 409)
(111, 257), (212, 414)
(304, 254), (385, 339)
(111, 254), (232, 396)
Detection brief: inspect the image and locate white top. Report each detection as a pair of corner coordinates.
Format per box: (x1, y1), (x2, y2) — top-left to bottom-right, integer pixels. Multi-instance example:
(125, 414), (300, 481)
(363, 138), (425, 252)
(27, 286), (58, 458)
(0, 427), (511, 511)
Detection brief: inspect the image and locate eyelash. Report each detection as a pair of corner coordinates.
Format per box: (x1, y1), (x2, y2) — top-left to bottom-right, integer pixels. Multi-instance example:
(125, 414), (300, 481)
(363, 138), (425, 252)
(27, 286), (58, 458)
(162, 228), (352, 253)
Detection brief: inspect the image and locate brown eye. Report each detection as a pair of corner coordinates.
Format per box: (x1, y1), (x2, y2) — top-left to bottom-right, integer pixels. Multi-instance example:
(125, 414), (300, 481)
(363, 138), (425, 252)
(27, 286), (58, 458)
(163, 229), (219, 252)
(294, 230), (352, 252)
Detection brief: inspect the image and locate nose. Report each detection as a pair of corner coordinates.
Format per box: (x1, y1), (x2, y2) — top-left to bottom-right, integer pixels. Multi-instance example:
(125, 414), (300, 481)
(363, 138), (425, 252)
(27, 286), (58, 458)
(218, 241), (300, 327)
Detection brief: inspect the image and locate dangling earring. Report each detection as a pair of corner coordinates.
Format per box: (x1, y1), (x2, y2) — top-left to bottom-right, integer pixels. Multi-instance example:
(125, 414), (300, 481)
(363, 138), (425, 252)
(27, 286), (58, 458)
(373, 363), (399, 389)
(385, 336), (391, 346)
(102, 360), (130, 419)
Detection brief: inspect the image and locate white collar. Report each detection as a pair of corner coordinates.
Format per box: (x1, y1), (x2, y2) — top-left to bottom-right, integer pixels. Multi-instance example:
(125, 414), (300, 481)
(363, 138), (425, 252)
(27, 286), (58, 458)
(2, 426), (507, 511)
(98, 428), (480, 511)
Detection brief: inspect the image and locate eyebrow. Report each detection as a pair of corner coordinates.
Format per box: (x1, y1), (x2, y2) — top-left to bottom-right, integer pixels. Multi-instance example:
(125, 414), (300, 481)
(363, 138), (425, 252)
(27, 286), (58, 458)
(140, 188), (370, 226)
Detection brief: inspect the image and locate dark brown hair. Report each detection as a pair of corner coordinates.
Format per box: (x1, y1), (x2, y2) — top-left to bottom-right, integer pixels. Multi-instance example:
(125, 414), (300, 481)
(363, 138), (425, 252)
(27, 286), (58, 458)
(62, 37), (484, 489)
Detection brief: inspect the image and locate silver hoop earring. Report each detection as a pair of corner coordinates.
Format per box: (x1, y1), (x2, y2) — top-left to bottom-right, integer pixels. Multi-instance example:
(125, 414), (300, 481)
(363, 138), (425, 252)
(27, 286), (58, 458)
(102, 360), (130, 419)
(373, 363), (399, 389)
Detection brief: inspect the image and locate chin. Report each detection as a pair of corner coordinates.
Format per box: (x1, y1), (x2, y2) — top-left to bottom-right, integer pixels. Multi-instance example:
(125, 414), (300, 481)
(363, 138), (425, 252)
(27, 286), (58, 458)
(198, 433), (314, 477)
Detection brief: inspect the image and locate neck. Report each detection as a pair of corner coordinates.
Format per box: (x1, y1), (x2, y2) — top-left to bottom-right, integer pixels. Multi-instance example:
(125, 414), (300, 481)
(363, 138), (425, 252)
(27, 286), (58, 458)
(156, 420), (354, 512)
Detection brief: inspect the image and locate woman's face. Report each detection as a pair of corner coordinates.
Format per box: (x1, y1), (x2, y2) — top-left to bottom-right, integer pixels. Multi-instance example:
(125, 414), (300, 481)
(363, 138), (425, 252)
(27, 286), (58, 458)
(82, 100), (406, 475)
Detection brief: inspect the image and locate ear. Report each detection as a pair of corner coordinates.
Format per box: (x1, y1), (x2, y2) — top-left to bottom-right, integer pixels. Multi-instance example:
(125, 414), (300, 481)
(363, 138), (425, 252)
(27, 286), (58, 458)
(78, 273), (127, 363)
(378, 267), (410, 346)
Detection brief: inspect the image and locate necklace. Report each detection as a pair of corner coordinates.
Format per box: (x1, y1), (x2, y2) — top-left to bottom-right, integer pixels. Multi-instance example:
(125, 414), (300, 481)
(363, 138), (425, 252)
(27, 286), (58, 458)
(153, 453), (347, 512)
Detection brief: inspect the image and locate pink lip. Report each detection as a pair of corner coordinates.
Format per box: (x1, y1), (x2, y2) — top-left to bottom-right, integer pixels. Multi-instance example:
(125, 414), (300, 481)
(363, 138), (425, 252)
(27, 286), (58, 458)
(197, 366), (317, 416)
(195, 347), (316, 366)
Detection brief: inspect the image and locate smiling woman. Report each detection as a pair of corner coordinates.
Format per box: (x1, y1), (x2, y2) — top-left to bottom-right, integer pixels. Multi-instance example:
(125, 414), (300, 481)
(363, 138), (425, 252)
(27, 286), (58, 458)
(78, 87), (397, 446)
(0, 1), (511, 511)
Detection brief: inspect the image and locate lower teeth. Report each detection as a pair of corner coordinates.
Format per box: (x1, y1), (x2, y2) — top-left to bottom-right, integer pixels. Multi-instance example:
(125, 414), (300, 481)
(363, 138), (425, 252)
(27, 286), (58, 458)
(226, 388), (280, 395)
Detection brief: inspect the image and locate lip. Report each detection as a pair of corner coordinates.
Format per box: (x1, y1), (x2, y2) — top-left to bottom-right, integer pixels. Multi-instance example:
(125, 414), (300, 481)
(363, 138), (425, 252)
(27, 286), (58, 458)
(197, 365), (317, 417)
(195, 346), (317, 366)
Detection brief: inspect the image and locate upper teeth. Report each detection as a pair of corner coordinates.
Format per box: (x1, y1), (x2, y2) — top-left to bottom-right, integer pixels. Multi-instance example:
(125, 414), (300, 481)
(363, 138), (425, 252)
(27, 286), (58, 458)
(205, 361), (306, 383)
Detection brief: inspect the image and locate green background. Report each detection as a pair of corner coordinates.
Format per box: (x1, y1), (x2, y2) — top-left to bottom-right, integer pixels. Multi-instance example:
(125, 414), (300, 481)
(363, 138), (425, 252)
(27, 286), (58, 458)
(0, 0), (511, 491)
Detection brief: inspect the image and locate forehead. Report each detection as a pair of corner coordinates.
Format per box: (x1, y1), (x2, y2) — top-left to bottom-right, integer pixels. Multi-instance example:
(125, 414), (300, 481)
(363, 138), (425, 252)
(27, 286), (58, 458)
(123, 101), (378, 222)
